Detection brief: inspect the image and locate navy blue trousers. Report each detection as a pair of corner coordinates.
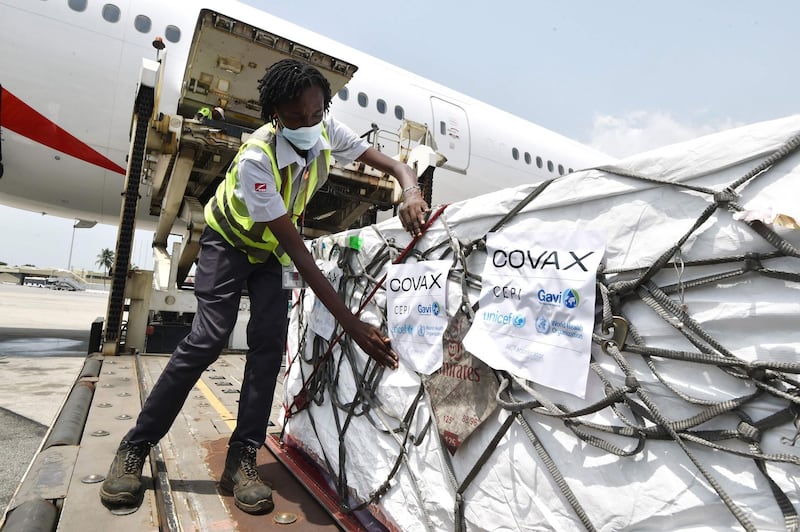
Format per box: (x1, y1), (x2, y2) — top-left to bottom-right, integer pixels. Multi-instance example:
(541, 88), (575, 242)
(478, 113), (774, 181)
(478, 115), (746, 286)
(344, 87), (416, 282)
(126, 226), (289, 447)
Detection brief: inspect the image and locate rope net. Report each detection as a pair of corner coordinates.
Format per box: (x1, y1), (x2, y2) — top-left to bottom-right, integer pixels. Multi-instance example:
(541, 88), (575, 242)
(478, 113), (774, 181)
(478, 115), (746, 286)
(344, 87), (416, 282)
(282, 116), (800, 531)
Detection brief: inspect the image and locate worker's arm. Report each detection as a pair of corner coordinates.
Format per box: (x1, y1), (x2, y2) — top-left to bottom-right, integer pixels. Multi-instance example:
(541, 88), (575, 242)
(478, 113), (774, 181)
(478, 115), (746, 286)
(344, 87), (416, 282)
(266, 214), (399, 369)
(356, 147), (430, 236)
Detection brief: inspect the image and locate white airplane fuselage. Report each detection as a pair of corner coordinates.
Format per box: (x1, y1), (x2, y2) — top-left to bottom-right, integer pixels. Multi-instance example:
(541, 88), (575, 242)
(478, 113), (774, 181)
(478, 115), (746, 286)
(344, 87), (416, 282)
(0, 0), (613, 229)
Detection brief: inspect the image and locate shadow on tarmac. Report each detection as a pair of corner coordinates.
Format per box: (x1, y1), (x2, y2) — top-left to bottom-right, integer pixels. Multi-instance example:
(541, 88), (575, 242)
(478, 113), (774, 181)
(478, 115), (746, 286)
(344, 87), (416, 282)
(0, 328), (90, 357)
(0, 328), (89, 516)
(0, 408), (47, 516)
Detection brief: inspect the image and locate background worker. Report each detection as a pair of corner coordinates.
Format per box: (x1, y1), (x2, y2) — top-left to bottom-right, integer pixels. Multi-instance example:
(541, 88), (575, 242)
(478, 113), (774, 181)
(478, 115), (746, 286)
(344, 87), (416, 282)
(194, 105), (225, 121)
(99, 59), (429, 514)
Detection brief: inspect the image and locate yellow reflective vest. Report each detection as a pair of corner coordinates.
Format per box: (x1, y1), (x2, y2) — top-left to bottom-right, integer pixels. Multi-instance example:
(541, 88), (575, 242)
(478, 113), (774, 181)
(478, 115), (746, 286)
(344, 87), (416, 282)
(204, 123), (331, 264)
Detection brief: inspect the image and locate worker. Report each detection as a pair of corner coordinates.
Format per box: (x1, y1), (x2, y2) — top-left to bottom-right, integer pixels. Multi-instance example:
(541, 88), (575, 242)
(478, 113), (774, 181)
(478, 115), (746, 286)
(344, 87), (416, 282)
(194, 106), (211, 121)
(99, 59), (429, 514)
(194, 106), (225, 121)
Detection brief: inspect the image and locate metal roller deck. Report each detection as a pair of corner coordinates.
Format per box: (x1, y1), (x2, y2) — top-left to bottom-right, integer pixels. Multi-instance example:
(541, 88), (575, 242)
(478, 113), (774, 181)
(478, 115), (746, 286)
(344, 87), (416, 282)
(1, 351), (369, 531)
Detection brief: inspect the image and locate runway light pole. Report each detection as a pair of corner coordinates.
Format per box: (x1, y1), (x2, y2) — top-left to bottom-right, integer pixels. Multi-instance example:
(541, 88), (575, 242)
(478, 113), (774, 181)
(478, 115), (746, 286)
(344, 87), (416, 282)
(67, 219), (97, 271)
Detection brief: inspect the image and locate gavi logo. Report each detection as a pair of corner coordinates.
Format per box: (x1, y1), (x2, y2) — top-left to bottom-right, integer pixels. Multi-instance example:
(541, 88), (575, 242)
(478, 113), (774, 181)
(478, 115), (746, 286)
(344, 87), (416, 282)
(537, 288), (580, 309)
(417, 301), (441, 316)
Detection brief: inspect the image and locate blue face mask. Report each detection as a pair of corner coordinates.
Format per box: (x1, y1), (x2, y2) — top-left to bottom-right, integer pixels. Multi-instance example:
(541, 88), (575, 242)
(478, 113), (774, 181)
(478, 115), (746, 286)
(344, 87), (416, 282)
(280, 121), (322, 151)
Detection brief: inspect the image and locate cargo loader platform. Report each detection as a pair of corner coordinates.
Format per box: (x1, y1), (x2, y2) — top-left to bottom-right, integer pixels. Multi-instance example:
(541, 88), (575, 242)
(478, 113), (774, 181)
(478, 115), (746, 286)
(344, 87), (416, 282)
(1, 352), (374, 531)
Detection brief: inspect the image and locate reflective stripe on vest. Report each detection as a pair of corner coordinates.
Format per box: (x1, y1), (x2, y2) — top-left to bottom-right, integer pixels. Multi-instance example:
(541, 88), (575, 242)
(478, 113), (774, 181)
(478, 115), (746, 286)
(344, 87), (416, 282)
(204, 123), (331, 264)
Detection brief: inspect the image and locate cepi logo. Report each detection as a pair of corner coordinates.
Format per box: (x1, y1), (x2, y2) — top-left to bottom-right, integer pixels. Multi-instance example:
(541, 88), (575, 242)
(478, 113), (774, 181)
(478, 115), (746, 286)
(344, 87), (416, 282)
(535, 316), (550, 334)
(537, 288), (580, 309)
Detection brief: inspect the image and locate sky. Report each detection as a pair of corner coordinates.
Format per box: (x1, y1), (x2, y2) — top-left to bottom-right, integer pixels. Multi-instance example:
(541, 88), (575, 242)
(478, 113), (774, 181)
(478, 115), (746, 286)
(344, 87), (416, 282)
(1, 0), (798, 273)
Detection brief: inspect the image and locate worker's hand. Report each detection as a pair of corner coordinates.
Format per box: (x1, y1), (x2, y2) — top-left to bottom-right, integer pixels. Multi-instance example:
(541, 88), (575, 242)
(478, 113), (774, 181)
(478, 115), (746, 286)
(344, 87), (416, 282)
(346, 320), (399, 369)
(398, 189), (430, 237)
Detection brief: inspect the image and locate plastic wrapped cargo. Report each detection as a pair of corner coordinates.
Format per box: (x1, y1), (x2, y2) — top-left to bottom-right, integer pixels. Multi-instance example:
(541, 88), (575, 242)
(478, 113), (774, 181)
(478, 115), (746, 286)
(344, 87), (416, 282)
(281, 115), (800, 531)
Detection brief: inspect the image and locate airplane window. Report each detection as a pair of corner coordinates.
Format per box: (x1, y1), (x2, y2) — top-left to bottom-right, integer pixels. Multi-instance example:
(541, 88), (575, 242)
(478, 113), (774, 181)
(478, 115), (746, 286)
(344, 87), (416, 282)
(536, 156), (543, 168)
(558, 164), (565, 175)
(440, 121), (446, 135)
(134, 14), (152, 34)
(394, 105), (404, 120)
(512, 148), (519, 161)
(164, 25), (181, 43)
(338, 87), (349, 101)
(547, 160), (554, 172)
(376, 99), (387, 114)
(68, 0), (87, 11)
(569, 168), (574, 173)
(524, 152), (531, 165)
(357, 92), (368, 108)
(101, 4), (120, 22)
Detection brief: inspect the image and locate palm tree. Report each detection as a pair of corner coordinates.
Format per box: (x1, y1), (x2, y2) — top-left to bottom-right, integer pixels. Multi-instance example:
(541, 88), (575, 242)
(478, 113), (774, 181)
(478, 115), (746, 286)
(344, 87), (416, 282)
(96, 248), (115, 287)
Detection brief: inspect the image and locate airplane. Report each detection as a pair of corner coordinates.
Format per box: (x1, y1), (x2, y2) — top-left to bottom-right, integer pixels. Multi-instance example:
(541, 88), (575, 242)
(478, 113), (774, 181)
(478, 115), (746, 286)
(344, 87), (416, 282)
(0, 0), (614, 234)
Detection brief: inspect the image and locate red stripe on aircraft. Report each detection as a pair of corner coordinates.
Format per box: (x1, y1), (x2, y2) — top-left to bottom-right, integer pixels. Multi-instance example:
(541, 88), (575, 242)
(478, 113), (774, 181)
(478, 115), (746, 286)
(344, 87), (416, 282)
(0, 86), (126, 175)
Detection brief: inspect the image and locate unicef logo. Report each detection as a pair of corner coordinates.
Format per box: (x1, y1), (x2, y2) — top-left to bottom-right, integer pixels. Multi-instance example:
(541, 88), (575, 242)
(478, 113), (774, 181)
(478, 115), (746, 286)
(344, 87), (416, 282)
(535, 316), (550, 334)
(431, 301), (441, 316)
(562, 289), (580, 309)
(390, 324), (413, 335)
(512, 314), (526, 328)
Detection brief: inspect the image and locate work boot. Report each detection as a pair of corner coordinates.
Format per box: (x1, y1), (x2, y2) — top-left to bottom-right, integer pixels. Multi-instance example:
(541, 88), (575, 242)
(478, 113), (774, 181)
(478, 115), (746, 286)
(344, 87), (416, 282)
(99, 440), (152, 509)
(219, 442), (274, 514)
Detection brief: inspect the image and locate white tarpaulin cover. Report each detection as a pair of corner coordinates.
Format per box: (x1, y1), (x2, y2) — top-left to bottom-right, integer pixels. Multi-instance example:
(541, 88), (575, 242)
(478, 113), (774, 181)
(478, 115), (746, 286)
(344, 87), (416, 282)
(282, 115), (800, 531)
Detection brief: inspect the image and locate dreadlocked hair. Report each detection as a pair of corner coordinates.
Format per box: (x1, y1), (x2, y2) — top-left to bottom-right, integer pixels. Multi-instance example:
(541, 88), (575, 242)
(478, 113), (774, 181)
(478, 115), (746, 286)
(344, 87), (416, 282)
(257, 59), (332, 121)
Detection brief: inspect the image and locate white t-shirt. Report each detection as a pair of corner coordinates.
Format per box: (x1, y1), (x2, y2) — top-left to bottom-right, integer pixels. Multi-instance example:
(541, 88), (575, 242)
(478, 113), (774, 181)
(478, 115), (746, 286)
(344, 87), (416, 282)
(235, 116), (369, 222)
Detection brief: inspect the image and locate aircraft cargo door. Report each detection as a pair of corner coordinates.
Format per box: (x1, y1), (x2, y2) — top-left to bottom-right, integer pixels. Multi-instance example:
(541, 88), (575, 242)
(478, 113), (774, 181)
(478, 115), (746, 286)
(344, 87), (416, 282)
(430, 97), (470, 172)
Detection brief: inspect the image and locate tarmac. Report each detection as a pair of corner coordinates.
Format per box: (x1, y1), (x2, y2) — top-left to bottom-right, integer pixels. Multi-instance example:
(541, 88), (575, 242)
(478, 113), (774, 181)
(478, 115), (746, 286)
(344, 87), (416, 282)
(0, 283), (107, 515)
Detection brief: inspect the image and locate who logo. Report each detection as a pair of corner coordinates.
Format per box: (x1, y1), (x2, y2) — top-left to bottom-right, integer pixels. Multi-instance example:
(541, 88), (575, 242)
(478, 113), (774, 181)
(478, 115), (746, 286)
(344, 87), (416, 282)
(535, 316), (550, 334)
